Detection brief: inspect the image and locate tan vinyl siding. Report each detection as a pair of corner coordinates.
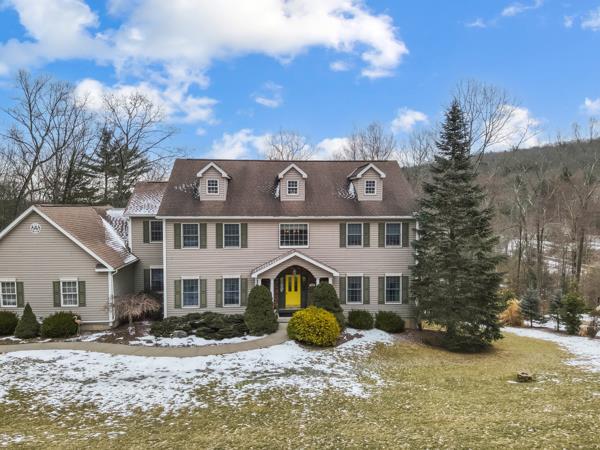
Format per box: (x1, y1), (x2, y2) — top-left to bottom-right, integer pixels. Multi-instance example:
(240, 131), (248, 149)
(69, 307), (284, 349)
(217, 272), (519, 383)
(198, 167), (228, 201)
(280, 169), (305, 201)
(165, 219), (415, 318)
(131, 217), (163, 292)
(113, 263), (135, 298)
(0, 212), (110, 323)
(356, 168), (383, 201)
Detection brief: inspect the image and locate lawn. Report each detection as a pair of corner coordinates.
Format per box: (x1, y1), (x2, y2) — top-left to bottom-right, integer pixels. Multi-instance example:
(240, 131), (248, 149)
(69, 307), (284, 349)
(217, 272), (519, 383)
(1, 332), (600, 449)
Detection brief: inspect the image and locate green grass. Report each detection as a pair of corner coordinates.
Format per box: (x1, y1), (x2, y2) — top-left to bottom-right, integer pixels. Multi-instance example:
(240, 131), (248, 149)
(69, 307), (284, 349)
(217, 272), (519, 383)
(1, 334), (600, 449)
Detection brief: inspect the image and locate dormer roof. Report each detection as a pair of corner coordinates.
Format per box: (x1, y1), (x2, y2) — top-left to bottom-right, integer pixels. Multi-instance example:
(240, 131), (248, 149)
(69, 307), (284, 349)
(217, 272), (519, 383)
(196, 162), (231, 179)
(348, 162), (386, 180)
(278, 163), (308, 179)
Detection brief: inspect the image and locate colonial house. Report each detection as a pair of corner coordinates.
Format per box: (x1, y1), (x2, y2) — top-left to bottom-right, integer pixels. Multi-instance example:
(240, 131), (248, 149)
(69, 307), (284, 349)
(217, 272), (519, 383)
(0, 159), (416, 329)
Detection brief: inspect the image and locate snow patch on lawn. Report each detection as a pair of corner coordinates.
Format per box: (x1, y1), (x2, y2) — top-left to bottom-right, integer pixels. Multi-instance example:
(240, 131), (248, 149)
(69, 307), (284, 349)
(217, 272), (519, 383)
(0, 328), (394, 416)
(129, 334), (265, 347)
(505, 327), (600, 372)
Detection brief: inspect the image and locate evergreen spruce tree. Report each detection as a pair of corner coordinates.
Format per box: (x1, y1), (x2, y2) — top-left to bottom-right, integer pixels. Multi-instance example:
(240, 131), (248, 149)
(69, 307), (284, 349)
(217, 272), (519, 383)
(112, 142), (152, 208)
(548, 289), (563, 331)
(521, 288), (542, 327)
(412, 101), (504, 352)
(560, 288), (586, 335)
(85, 128), (118, 204)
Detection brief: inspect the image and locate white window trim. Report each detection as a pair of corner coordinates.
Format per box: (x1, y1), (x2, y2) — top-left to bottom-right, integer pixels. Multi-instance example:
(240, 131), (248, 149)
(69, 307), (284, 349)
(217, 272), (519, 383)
(181, 276), (200, 308)
(384, 273), (402, 305)
(181, 223), (200, 249)
(149, 220), (163, 243)
(150, 266), (164, 293)
(365, 179), (377, 195)
(223, 223), (242, 249)
(0, 279), (17, 308)
(279, 223), (310, 249)
(346, 223), (363, 248)
(286, 179), (299, 196)
(60, 278), (79, 308)
(346, 274), (363, 304)
(384, 222), (402, 248)
(223, 275), (241, 307)
(206, 178), (220, 195)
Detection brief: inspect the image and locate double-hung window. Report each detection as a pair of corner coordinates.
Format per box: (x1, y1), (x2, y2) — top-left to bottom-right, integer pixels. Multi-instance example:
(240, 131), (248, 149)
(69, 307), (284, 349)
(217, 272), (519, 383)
(182, 223), (199, 248)
(385, 276), (401, 304)
(365, 180), (377, 195)
(223, 224), (240, 248)
(207, 179), (219, 194)
(150, 220), (163, 242)
(385, 223), (401, 247)
(287, 180), (298, 195)
(347, 223), (363, 247)
(224, 277), (240, 306)
(182, 278), (199, 307)
(347, 276), (363, 304)
(0, 281), (17, 307)
(279, 224), (309, 248)
(61, 280), (79, 307)
(150, 268), (164, 293)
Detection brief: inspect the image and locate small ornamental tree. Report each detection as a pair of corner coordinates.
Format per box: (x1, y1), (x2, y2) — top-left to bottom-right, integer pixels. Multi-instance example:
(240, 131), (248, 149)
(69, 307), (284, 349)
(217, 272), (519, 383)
(244, 285), (278, 335)
(114, 293), (161, 334)
(521, 288), (542, 327)
(310, 282), (345, 329)
(412, 101), (504, 352)
(548, 289), (563, 331)
(560, 289), (586, 335)
(14, 303), (40, 339)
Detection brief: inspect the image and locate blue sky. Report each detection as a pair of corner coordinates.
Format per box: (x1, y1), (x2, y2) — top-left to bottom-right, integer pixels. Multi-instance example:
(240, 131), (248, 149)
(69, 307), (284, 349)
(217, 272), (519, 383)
(0, 0), (599, 158)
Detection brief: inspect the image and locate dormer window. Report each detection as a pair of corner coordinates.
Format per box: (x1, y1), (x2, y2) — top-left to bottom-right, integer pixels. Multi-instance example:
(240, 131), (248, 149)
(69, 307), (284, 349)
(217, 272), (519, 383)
(287, 180), (298, 195)
(365, 180), (377, 195)
(207, 179), (219, 195)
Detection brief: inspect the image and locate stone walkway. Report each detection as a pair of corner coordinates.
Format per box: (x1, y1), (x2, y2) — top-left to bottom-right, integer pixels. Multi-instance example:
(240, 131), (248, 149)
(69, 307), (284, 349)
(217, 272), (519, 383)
(0, 324), (288, 358)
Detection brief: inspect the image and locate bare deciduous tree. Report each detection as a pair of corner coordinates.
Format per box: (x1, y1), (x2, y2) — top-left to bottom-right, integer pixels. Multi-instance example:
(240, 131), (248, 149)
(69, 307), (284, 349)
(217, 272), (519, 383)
(397, 128), (436, 194)
(264, 129), (313, 160)
(337, 122), (396, 160)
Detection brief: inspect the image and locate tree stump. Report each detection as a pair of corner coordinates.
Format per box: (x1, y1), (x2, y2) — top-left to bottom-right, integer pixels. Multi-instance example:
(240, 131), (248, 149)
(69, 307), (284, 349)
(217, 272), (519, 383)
(517, 371), (533, 382)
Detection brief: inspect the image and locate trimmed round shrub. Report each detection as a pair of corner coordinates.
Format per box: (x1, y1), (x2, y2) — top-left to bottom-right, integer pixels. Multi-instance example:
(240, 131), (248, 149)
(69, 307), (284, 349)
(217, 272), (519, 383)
(288, 306), (341, 347)
(244, 285), (278, 335)
(0, 311), (18, 336)
(347, 310), (374, 330)
(41, 312), (79, 338)
(375, 311), (405, 333)
(14, 303), (40, 339)
(310, 282), (345, 329)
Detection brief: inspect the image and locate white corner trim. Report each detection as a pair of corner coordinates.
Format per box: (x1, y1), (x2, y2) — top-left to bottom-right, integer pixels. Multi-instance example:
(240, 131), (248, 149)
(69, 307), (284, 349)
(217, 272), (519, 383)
(162, 219), (168, 319)
(251, 251), (339, 278)
(107, 272), (114, 323)
(349, 163), (386, 179)
(278, 163), (308, 179)
(196, 162), (231, 179)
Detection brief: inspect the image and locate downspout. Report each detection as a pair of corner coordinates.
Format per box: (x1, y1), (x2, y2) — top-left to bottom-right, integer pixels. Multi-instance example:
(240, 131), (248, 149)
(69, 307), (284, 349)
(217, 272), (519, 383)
(162, 218), (168, 319)
(108, 270), (116, 325)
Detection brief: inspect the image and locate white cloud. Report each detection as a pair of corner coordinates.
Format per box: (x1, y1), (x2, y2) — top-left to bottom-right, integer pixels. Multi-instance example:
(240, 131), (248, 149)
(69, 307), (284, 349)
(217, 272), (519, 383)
(330, 60), (351, 72)
(582, 7), (600, 31)
(466, 18), (487, 28)
(313, 137), (348, 159)
(487, 105), (543, 151)
(582, 97), (600, 115)
(252, 82), (283, 108)
(0, 0), (408, 82)
(391, 108), (428, 134)
(208, 129), (270, 159)
(501, 0), (543, 17)
(564, 15), (574, 28)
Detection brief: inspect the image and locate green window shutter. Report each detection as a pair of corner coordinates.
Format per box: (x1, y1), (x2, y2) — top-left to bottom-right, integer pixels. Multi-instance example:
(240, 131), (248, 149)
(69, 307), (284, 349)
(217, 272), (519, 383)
(363, 223), (370, 248)
(378, 223), (385, 247)
(200, 279), (207, 308)
(78, 281), (86, 307)
(402, 222), (409, 247)
(200, 223), (207, 249)
(378, 276), (385, 304)
(143, 269), (150, 291)
(363, 276), (370, 304)
(215, 278), (223, 307)
(339, 223), (346, 248)
(240, 278), (248, 306)
(174, 279), (182, 309)
(241, 223), (248, 248)
(402, 275), (409, 304)
(174, 223), (181, 249)
(216, 223), (223, 248)
(339, 277), (346, 304)
(143, 220), (150, 243)
(53, 281), (61, 307)
(16, 282), (24, 308)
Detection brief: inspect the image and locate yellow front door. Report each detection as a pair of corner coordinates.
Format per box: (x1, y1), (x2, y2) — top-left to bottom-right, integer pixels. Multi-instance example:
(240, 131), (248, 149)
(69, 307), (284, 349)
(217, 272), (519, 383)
(285, 274), (301, 308)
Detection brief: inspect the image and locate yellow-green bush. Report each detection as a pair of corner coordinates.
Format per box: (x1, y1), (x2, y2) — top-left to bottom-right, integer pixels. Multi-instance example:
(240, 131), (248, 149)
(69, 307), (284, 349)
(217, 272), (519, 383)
(287, 306), (341, 347)
(499, 298), (523, 327)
